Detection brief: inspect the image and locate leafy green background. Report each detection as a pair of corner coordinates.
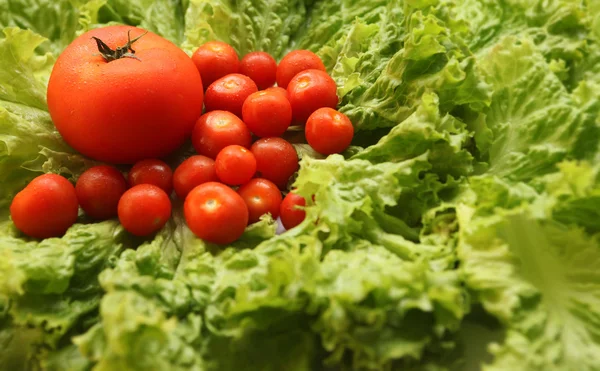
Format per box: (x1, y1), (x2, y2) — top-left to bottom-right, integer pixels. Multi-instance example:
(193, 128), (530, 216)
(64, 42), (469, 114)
(1, 0), (599, 370)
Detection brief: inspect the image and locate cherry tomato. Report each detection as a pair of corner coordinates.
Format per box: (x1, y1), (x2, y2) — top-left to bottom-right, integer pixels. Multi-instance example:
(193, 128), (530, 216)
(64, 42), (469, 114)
(204, 73), (258, 118)
(265, 86), (289, 100)
(215, 145), (257, 185)
(173, 155), (218, 200)
(237, 178), (282, 223)
(240, 51), (277, 90)
(276, 50), (326, 89)
(242, 90), (292, 138)
(280, 192), (306, 230)
(287, 69), (338, 123)
(191, 41), (240, 88)
(305, 108), (354, 155)
(192, 110), (252, 159)
(118, 184), (171, 236)
(48, 26), (203, 164)
(250, 138), (299, 189)
(128, 159), (173, 195)
(10, 173), (79, 238)
(184, 182), (249, 244)
(76, 165), (128, 220)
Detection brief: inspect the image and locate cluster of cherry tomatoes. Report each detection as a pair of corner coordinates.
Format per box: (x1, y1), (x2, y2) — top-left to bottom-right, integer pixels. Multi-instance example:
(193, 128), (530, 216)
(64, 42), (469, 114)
(10, 42), (354, 244)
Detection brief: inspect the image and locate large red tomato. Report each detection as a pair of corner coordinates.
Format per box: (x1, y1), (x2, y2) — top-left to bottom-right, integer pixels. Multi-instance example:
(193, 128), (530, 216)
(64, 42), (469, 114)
(47, 25), (204, 164)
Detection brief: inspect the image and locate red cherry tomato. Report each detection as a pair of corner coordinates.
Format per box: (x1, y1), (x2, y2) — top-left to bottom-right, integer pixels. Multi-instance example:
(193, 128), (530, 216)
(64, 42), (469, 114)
(215, 145), (257, 185)
(128, 159), (173, 195)
(276, 50), (326, 89)
(287, 69), (338, 123)
(265, 86), (289, 100)
(242, 90), (292, 138)
(10, 174), (79, 238)
(191, 41), (240, 88)
(192, 111), (252, 159)
(280, 192), (306, 230)
(118, 184), (171, 236)
(184, 182), (249, 244)
(240, 51), (277, 90)
(173, 155), (218, 200)
(250, 138), (299, 189)
(76, 165), (128, 220)
(306, 108), (354, 155)
(204, 73), (258, 117)
(237, 178), (282, 223)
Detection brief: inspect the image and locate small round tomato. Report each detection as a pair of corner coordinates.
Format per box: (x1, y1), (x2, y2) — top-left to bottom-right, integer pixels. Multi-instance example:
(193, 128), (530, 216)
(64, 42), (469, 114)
(240, 51), (277, 90)
(47, 26), (203, 164)
(118, 184), (171, 236)
(265, 86), (289, 100)
(128, 159), (173, 195)
(287, 69), (338, 123)
(250, 138), (299, 189)
(276, 50), (326, 89)
(192, 41), (240, 88)
(76, 166), (128, 220)
(242, 90), (292, 138)
(173, 155), (218, 200)
(184, 182), (249, 244)
(215, 145), (257, 185)
(204, 73), (258, 117)
(192, 111), (252, 159)
(237, 178), (282, 223)
(280, 192), (306, 230)
(10, 174), (79, 238)
(306, 108), (354, 155)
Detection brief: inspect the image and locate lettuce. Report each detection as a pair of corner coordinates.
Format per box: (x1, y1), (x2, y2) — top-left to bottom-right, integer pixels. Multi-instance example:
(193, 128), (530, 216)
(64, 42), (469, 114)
(1, 0), (600, 370)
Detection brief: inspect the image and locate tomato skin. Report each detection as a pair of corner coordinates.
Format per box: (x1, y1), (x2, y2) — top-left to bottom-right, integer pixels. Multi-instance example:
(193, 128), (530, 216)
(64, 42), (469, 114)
(173, 155), (218, 199)
(287, 69), (338, 123)
(242, 90), (292, 138)
(204, 73), (258, 117)
(265, 86), (289, 100)
(10, 174), (79, 238)
(76, 166), (128, 220)
(276, 50), (326, 89)
(192, 111), (252, 159)
(215, 145), (257, 185)
(118, 184), (171, 236)
(47, 25), (204, 164)
(250, 138), (299, 189)
(240, 51), (277, 90)
(128, 159), (173, 195)
(237, 178), (283, 223)
(306, 108), (354, 155)
(280, 192), (306, 230)
(184, 182), (249, 244)
(192, 41), (240, 88)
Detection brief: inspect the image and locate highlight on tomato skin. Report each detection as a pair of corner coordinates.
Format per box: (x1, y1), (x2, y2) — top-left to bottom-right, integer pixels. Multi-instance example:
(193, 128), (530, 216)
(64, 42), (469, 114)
(215, 145), (257, 186)
(242, 90), (292, 138)
(118, 184), (172, 237)
(184, 182), (249, 245)
(305, 107), (354, 155)
(191, 110), (252, 159)
(287, 69), (339, 123)
(204, 73), (258, 118)
(76, 165), (128, 220)
(192, 41), (240, 89)
(128, 159), (173, 195)
(240, 51), (278, 90)
(276, 49), (326, 89)
(10, 174), (79, 239)
(237, 178), (283, 224)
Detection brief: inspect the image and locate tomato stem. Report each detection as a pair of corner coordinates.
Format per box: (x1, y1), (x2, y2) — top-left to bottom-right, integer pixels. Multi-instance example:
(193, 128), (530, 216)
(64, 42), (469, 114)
(92, 30), (148, 62)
